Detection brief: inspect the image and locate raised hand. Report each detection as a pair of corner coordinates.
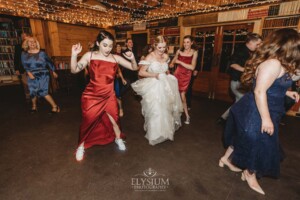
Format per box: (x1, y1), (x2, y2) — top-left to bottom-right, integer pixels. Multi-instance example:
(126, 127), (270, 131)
(72, 43), (82, 56)
(122, 51), (135, 61)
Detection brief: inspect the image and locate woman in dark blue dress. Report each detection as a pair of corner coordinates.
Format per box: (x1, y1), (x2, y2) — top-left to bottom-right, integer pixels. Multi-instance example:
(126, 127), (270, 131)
(219, 28), (300, 195)
(21, 37), (60, 113)
(114, 43), (127, 117)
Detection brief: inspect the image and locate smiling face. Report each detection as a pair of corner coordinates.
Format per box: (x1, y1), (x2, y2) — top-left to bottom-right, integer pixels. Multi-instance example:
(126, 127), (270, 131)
(126, 39), (133, 49)
(27, 38), (38, 50)
(116, 44), (122, 54)
(97, 38), (114, 56)
(183, 38), (193, 50)
(154, 42), (167, 56)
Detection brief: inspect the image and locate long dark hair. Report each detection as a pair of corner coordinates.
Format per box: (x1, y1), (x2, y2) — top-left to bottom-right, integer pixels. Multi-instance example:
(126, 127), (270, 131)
(242, 28), (300, 85)
(91, 30), (115, 51)
(180, 35), (197, 52)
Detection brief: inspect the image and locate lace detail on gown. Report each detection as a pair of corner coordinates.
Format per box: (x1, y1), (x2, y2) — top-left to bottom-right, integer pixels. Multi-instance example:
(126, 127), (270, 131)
(132, 60), (183, 145)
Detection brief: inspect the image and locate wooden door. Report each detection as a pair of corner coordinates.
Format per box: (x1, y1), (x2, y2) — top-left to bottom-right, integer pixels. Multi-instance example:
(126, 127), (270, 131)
(192, 23), (254, 102)
(213, 23), (254, 101)
(131, 33), (148, 61)
(192, 26), (219, 98)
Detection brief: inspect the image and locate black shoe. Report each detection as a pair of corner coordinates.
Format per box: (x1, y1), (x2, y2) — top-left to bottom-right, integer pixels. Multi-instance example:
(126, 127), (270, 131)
(49, 106), (60, 114)
(216, 117), (226, 125)
(30, 107), (37, 113)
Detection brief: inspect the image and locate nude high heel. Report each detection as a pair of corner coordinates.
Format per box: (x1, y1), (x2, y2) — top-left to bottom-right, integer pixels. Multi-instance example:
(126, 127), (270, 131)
(219, 157), (242, 172)
(241, 171), (265, 195)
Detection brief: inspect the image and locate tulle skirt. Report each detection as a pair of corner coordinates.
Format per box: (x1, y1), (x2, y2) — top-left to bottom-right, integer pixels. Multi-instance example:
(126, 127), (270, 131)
(132, 74), (183, 145)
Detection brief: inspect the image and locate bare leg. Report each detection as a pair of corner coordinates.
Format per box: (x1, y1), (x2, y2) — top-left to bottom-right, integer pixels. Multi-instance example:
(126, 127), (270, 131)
(44, 94), (59, 112)
(117, 98), (124, 117)
(31, 96), (37, 110)
(106, 113), (121, 139)
(219, 146), (242, 172)
(106, 113), (126, 150)
(181, 92), (190, 124)
(222, 146), (234, 160)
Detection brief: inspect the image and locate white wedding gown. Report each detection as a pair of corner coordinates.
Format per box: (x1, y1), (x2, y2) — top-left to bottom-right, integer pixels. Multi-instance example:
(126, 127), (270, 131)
(131, 60), (183, 145)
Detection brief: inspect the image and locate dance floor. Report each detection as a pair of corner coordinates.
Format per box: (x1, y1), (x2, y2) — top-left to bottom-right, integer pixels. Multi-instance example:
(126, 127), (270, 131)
(0, 85), (299, 200)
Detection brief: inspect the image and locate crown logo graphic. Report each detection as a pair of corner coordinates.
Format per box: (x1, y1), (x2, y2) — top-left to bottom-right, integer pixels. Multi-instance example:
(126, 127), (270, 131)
(143, 168), (157, 177)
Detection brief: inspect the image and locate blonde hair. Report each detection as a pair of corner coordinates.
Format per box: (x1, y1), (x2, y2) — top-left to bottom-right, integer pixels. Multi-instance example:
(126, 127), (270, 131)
(22, 37), (41, 51)
(153, 35), (168, 46)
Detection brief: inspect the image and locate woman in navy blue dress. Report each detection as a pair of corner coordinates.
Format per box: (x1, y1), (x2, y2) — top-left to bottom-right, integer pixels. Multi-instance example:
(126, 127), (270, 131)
(21, 37), (60, 113)
(114, 43), (127, 117)
(219, 29), (300, 195)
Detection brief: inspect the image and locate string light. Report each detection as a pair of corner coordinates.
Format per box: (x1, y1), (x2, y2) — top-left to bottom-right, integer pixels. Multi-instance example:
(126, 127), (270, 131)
(0, 0), (282, 27)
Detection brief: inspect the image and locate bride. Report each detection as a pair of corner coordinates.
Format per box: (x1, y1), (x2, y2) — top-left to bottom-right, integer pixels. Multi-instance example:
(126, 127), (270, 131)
(131, 35), (183, 145)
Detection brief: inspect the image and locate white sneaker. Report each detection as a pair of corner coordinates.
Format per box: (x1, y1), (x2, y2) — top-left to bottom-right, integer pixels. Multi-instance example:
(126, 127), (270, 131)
(115, 138), (126, 151)
(75, 146), (85, 161)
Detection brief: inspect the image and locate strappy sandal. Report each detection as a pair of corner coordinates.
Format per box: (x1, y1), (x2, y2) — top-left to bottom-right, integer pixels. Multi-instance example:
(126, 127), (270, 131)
(30, 107), (37, 113)
(50, 106), (60, 113)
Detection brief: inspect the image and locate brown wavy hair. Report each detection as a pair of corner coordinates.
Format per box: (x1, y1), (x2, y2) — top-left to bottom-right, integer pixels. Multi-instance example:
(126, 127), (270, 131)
(241, 28), (300, 85)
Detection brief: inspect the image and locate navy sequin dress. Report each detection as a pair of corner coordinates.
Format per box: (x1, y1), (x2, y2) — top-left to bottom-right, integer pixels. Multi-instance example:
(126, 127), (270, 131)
(21, 51), (55, 98)
(223, 73), (292, 178)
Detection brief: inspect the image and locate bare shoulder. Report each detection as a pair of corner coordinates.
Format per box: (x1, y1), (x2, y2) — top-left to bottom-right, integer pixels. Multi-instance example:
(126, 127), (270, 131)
(82, 51), (92, 58)
(79, 51), (92, 62)
(256, 59), (282, 77)
(163, 54), (169, 61)
(259, 59), (281, 71)
(112, 53), (121, 59)
(111, 54), (122, 62)
(145, 52), (154, 61)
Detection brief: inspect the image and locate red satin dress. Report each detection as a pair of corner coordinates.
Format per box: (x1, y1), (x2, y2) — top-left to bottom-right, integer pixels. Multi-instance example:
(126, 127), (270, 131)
(79, 59), (123, 149)
(174, 54), (193, 92)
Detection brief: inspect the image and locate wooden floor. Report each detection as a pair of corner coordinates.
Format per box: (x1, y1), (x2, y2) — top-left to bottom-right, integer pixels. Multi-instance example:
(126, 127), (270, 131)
(0, 85), (299, 200)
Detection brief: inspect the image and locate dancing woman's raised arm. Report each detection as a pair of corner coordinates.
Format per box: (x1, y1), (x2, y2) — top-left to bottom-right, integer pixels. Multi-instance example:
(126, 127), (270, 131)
(70, 43), (91, 74)
(114, 52), (138, 71)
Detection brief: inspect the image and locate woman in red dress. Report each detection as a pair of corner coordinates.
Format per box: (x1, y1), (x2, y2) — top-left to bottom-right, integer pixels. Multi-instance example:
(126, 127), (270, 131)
(70, 31), (138, 161)
(170, 35), (198, 124)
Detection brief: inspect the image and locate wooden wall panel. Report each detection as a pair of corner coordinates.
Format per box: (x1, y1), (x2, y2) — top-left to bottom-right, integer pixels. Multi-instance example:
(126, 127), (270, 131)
(29, 19), (46, 49)
(57, 23), (101, 57)
(183, 13), (218, 26)
(47, 21), (61, 56)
